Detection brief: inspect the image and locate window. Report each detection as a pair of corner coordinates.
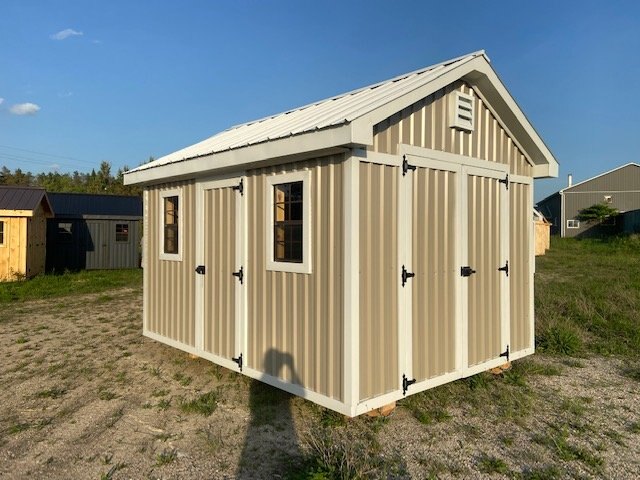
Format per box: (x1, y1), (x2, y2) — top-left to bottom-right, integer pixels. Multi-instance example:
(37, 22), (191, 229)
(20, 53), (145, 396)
(449, 91), (474, 132)
(58, 222), (73, 242)
(567, 219), (580, 229)
(266, 170), (312, 274)
(160, 189), (182, 261)
(115, 223), (129, 243)
(274, 182), (303, 263)
(0, 221), (4, 246)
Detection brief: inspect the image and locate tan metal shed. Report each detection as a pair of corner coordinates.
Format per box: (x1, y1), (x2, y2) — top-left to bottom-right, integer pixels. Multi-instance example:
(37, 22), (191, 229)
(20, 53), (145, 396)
(124, 51), (558, 416)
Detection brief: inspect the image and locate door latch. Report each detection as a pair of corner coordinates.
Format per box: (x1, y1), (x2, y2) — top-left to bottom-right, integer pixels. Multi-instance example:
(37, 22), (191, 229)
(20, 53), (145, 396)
(461, 266), (476, 277)
(195, 265), (206, 275)
(232, 266), (244, 284)
(401, 265), (415, 287)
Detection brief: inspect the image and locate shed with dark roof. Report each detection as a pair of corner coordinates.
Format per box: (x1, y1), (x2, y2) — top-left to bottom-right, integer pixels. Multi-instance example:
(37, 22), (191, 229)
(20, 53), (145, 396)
(46, 193), (142, 271)
(0, 186), (54, 280)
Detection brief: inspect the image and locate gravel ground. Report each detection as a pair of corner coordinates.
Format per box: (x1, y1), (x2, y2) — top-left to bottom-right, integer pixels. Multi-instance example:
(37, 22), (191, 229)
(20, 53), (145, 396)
(0, 288), (638, 479)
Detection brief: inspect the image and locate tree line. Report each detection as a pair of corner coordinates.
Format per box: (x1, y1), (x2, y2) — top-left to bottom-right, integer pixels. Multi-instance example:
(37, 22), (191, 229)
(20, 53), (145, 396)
(0, 161), (142, 196)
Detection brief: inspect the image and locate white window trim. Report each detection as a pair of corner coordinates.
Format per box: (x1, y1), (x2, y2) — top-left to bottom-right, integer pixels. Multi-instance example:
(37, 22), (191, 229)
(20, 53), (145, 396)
(567, 219), (580, 229)
(159, 187), (183, 261)
(265, 170), (312, 274)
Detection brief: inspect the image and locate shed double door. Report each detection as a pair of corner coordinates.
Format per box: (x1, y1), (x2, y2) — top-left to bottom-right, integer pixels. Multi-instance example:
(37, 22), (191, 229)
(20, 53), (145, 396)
(400, 155), (510, 391)
(198, 178), (246, 366)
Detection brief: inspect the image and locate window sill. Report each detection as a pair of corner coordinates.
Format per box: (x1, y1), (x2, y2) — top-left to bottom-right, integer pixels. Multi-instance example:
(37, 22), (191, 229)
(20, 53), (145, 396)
(266, 259), (312, 274)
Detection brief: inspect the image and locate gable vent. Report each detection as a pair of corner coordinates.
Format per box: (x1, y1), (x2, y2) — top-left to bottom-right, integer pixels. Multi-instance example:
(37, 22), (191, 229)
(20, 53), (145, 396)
(450, 91), (474, 132)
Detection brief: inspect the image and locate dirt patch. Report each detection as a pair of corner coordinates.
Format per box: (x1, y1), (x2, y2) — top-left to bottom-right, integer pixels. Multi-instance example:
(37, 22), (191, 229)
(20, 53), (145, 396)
(1, 288), (639, 479)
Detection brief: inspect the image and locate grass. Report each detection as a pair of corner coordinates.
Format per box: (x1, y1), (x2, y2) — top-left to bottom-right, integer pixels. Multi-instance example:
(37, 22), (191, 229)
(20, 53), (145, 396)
(179, 390), (219, 416)
(477, 453), (509, 475)
(0, 269), (142, 304)
(536, 236), (640, 357)
(155, 449), (177, 466)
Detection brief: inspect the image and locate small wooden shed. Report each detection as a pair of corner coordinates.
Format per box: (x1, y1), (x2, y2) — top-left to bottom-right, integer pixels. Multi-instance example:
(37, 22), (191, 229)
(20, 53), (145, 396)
(124, 51), (558, 416)
(533, 208), (551, 255)
(46, 193), (142, 271)
(0, 186), (54, 281)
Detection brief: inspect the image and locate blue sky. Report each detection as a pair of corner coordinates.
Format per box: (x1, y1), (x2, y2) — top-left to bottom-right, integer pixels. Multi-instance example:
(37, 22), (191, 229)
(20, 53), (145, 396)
(1, 1), (639, 200)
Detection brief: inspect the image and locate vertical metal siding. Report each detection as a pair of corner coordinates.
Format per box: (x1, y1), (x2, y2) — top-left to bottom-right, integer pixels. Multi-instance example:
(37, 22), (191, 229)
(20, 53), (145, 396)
(412, 167), (457, 381)
(359, 162), (398, 401)
(247, 155), (344, 401)
(203, 187), (236, 359)
(510, 182), (532, 352)
(372, 81), (532, 176)
(146, 181), (196, 347)
(467, 175), (502, 366)
(108, 220), (141, 269)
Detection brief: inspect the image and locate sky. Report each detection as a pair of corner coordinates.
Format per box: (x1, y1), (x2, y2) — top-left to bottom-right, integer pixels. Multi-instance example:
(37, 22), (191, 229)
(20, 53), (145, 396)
(1, 1), (639, 201)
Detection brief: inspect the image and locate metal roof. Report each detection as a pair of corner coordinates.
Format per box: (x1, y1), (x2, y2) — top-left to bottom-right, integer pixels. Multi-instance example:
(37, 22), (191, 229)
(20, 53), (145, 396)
(48, 193), (142, 218)
(132, 51), (488, 173)
(0, 185), (51, 212)
(559, 163), (640, 193)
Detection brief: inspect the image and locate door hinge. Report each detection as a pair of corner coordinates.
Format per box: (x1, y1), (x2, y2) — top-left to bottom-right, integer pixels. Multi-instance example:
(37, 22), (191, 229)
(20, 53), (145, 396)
(402, 155), (416, 176)
(402, 374), (416, 395)
(499, 174), (509, 190)
(232, 353), (243, 371)
(461, 266), (476, 277)
(498, 260), (509, 277)
(232, 178), (244, 196)
(195, 265), (206, 275)
(500, 345), (510, 361)
(401, 265), (415, 287)
(232, 266), (244, 284)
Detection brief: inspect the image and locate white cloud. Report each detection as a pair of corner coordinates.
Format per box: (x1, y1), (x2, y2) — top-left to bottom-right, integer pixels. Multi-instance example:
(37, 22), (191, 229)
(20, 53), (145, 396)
(0, 98), (4, 105)
(50, 29), (83, 41)
(10, 103), (41, 115)
(49, 163), (61, 171)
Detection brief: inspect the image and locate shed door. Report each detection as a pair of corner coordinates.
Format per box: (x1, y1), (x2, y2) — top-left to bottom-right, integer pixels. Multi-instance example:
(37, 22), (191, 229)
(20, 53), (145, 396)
(86, 221), (109, 269)
(464, 166), (510, 369)
(409, 161), (459, 383)
(199, 179), (245, 364)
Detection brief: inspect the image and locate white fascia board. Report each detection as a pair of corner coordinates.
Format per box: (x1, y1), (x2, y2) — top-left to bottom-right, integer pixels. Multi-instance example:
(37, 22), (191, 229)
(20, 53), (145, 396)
(350, 56), (481, 136)
(124, 125), (356, 186)
(464, 61), (559, 179)
(351, 56), (559, 180)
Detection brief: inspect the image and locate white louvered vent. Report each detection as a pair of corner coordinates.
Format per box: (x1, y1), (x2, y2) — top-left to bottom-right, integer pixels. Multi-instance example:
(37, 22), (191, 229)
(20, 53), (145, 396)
(450, 91), (474, 132)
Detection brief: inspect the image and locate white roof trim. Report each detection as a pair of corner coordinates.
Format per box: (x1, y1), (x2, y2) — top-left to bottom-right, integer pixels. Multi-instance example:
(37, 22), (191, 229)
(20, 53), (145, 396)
(559, 163), (640, 193)
(125, 50), (558, 185)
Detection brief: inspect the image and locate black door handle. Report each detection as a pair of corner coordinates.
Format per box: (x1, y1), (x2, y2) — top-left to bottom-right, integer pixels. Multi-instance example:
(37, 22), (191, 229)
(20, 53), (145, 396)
(195, 265), (206, 275)
(461, 266), (476, 277)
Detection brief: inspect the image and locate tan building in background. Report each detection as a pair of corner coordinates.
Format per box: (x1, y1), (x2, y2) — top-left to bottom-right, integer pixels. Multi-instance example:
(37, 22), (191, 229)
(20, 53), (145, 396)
(125, 51), (558, 416)
(0, 186), (54, 281)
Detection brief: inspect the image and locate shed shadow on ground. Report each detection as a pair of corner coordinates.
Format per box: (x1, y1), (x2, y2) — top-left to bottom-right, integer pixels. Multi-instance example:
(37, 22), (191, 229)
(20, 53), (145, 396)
(237, 348), (304, 478)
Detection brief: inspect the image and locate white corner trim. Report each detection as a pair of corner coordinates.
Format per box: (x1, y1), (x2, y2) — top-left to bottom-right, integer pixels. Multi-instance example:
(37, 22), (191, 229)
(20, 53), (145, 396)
(265, 169), (312, 274)
(343, 153), (360, 412)
(158, 187), (183, 261)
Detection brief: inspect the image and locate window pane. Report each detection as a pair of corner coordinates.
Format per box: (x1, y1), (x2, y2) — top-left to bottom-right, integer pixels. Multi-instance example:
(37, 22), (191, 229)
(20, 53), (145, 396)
(273, 181), (304, 263)
(0, 221), (4, 245)
(164, 196), (179, 254)
(290, 201), (302, 221)
(116, 223), (129, 242)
